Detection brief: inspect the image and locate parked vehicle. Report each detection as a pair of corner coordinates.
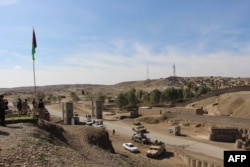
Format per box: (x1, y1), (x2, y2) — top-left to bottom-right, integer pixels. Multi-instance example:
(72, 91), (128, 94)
(131, 133), (151, 144)
(92, 120), (104, 128)
(122, 143), (139, 153)
(85, 118), (94, 126)
(146, 141), (166, 158)
(133, 121), (141, 126)
(132, 125), (147, 133)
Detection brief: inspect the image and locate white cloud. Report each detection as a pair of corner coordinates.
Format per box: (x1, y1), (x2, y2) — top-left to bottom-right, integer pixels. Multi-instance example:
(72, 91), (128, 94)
(13, 65), (21, 70)
(0, 0), (18, 6)
(1, 41), (250, 88)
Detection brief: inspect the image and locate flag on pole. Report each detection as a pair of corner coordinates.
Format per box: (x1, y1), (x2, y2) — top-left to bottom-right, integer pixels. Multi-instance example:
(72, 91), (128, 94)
(32, 29), (37, 61)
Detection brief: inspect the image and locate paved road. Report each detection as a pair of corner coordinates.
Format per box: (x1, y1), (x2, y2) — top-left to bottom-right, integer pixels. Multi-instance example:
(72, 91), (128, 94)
(47, 107), (226, 160)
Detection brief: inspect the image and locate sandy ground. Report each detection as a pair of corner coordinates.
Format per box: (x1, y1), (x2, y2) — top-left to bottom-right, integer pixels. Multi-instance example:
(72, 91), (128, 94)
(46, 102), (233, 166)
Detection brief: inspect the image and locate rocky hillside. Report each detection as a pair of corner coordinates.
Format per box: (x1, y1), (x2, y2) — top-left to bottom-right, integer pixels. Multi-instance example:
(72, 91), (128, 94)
(0, 117), (168, 167)
(187, 91), (250, 119)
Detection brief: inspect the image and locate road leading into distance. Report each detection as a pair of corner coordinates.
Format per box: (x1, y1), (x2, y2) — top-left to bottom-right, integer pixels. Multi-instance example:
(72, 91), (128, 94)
(47, 107), (226, 160)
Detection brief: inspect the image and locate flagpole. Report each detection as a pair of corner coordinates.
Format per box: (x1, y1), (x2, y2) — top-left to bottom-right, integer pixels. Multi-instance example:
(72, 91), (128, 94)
(32, 28), (37, 116)
(33, 60), (37, 101)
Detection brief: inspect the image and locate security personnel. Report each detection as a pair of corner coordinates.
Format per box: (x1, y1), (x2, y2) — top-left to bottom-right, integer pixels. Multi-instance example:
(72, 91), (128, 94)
(37, 98), (45, 119)
(0, 94), (8, 126)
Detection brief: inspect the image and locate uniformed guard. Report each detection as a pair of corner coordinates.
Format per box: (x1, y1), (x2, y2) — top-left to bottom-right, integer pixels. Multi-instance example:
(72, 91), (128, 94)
(0, 94), (8, 126)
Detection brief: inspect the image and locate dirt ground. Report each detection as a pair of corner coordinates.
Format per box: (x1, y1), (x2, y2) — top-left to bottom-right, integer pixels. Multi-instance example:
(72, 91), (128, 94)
(3, 92), (244, 166)
(46, 103), (188, 166)
(47, 102), (231, 165)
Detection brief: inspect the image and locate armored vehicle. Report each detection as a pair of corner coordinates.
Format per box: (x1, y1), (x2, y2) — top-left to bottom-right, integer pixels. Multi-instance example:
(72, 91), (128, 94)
(146, 141), (166, 158)
(131, 133), (151, 144)
(132, 125), (147, 133)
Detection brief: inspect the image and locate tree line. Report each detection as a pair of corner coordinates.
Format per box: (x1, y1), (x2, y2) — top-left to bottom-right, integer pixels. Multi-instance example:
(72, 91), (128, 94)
(116, 85), (211, 109)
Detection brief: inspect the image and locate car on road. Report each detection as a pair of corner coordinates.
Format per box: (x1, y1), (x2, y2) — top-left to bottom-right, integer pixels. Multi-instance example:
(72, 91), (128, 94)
(85, 118), (94, 126)
(122, 143), (139, 153)
(92, 120), (104, 128)
(132, 133), (151, 144)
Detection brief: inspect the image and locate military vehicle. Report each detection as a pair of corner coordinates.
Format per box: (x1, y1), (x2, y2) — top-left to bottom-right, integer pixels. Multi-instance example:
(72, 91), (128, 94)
(132, 125), (147, 133)
(133, 121), (141, 126)
(131, 133), (151, 144)
(146, 141), (166, 158)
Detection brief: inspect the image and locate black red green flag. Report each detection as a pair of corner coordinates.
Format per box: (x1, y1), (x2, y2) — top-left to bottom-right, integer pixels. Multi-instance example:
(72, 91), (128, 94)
(32, 29), (37, 61)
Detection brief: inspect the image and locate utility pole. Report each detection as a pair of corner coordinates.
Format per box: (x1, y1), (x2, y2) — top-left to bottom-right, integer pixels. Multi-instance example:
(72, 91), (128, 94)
(147, 61), (149, 80)
(173, 63), (176, 85)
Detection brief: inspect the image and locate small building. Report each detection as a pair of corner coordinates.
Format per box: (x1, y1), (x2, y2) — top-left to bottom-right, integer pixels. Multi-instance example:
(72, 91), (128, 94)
(168, 125), (181, 136)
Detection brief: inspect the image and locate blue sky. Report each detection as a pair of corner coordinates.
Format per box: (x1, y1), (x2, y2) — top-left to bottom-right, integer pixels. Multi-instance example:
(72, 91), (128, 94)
(0, 0), (250, 88)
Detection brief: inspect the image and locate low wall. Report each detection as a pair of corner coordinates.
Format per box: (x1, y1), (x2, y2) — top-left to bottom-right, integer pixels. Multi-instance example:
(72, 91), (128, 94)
(139, 107), (196, 116)
(176, 149), (223, 167)
(209, 127), (239, 142)
(163, 112), (250, 128)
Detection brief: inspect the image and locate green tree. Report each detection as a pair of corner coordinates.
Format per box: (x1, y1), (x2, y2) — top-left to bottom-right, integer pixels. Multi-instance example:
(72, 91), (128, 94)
(136, 89), (144, 101)
(116, 93), (128, 109)
(150, 89), (161, 104)
(126, 89), (138, 107)
(142, 92), (150, 104)
(97, 92), (105, 104)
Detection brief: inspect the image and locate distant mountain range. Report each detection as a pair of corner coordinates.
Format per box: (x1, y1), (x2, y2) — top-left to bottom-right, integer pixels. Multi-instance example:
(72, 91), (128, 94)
(1, 76), (250, 94)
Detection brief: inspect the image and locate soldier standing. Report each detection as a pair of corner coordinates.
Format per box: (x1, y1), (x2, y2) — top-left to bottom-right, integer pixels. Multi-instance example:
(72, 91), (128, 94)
(0, 94), (8, 126)
(22, 99), (30, 115)
(17, 98), (22, 115)
(38, 98), (45, 119)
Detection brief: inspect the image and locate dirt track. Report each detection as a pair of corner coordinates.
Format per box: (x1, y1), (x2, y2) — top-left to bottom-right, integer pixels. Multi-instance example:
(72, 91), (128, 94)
(47, 104), (227, 164)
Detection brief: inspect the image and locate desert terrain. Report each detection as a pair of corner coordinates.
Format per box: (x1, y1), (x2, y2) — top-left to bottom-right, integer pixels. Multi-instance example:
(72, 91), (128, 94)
(1, 77), (250, 166)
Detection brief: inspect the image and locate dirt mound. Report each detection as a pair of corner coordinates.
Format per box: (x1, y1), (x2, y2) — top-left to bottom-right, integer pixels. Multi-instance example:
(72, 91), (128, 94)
(188, 91), (250, 119)
(0, 119), (140, 167)
(136, 116), (161, 124)
(78, 126), (115, 153)
(37, 119), (114, 153)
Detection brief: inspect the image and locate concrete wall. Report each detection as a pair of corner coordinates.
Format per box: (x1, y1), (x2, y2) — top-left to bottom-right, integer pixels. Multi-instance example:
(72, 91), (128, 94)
(62, 102), (73, 124)
(163, 112), (250, 128)
(95, 100), (103, 119)
(209, 127), (238, 142)
(139, 107), (196, 116)
(176, 149), (223, 167)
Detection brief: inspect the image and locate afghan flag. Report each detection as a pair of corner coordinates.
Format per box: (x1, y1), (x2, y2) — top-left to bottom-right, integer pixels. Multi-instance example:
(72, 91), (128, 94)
(32, 29), (37, 61)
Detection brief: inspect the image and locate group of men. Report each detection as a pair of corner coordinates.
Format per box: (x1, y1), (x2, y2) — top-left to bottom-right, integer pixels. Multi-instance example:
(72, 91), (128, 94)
(0, 94), (46, 126)
(16, 98), (30, 115)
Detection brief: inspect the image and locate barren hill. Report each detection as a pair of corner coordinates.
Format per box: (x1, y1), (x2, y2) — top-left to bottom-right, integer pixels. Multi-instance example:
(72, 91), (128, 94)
(1, 76), (250, 119)
(186, 91), (250, 119)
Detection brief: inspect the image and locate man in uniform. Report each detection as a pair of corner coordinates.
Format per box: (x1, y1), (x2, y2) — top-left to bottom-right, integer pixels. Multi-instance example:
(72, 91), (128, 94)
(17, 98), (22, 115)
(0, 94), (8, 126)
(22, 99), (30, 115)
(38, 98), (45, 119)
